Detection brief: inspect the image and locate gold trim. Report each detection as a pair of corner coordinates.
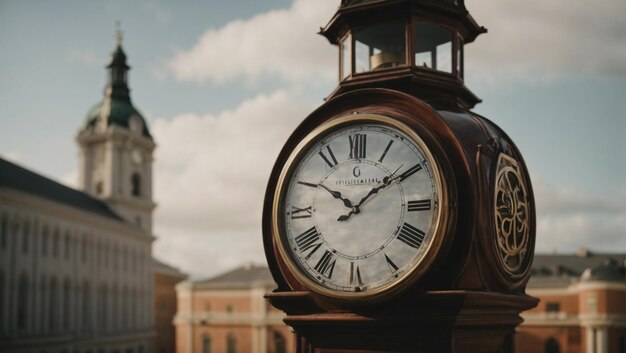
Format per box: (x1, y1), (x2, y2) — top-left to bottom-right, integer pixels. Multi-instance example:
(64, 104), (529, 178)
(493, 153), (530, 277)
(271, 113), (449, 302)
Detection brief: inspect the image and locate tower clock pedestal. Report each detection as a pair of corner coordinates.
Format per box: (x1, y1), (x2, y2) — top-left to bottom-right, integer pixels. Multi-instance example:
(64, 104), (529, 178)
(267, 291), (537, 353)
(262, 1), (538, 352)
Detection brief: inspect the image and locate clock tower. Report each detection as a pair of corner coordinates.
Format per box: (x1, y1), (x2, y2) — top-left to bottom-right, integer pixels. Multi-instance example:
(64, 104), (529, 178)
(263, 1), (537, 352)
(77, 28), (156, 233)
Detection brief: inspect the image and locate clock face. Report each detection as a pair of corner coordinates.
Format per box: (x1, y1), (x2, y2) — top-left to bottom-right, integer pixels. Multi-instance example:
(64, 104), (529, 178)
(275, 114), (444, 299)
(131, 149), (143, 165)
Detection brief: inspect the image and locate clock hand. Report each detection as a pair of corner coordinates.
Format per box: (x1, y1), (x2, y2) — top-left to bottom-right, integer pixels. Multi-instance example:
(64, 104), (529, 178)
(319, 183), (354, 208)
(337, 164), (403, 222)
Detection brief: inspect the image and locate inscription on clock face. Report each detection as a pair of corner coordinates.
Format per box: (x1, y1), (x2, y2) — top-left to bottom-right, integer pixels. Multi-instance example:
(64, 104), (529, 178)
(280, 121), (441, 294)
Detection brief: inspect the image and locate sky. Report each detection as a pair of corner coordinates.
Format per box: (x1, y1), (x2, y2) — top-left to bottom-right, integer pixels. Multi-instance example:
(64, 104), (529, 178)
(0, 0), (625, 279)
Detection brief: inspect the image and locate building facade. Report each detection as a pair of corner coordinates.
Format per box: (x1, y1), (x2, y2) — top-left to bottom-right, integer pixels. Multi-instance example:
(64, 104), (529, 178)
(174, 265), (294, 353)
(0, 33), (156, 353)
(154, 259), (186, 353)
(516, 250), (626, 353)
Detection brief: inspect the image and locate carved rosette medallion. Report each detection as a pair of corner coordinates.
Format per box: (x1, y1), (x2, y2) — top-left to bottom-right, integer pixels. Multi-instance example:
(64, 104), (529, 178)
(494, 153), (530, 277)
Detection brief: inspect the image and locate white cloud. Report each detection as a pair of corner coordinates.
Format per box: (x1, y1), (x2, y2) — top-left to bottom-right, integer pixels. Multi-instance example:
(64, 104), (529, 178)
(151, 90), (316, 276)
(467, 0), (626, 83)
(533, 178), (626, 253)
(167, 0), (337, 85)
(167, 0), (626, 87)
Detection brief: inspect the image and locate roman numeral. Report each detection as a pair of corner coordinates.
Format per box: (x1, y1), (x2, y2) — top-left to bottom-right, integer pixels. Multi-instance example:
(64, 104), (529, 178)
(399, 164), (422, 182)
(318, 146), (338, 168)
(349, 262), (363, 285)
(348, 134), (367, 159)
(295, 227), (321, 252)
(314, 250), (336, 279)
(385, 254), (399, 273)
(378, 140), (394, 163)
(407, 199), (431, 212)
(397, 223), (425, 248)
(290, 205), (312, 219)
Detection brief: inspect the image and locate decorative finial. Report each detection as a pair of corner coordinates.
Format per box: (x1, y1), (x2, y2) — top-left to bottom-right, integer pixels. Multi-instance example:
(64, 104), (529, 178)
(115, 21), (123, 45)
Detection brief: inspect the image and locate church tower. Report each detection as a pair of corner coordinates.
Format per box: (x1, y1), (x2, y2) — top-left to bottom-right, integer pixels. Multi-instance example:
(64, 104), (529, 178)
(77, 28), (156, 233)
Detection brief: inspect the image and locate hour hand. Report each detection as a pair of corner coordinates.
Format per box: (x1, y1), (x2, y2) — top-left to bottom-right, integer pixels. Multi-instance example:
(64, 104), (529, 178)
(320, 184), (353, 208)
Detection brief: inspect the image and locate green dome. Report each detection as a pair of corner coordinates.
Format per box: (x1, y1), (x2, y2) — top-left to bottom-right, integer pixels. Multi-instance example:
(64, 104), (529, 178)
(84, 97), (152, 139)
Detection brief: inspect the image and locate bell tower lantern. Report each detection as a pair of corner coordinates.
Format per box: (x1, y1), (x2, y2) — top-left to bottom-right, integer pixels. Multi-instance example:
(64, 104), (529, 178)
(77, 27), (156, 233)
(323, 0), (486, 109)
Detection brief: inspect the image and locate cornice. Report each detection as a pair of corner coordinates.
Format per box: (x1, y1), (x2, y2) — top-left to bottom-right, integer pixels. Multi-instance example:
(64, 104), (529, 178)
(0, 187), (154, 242)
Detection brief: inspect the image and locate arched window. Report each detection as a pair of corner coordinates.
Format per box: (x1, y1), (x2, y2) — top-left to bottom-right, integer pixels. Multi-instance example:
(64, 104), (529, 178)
(131, 173), (141, 197)
(545, 337), (560, 353)
(227, 333), (236, 353)
(82, 280), (91, 330)
(49, 277), (58, 331)
(63, 278), (71, 330)
(202, 333), (212, 353)
(17, 273), (28, 330)
(274, 332), (286, 353)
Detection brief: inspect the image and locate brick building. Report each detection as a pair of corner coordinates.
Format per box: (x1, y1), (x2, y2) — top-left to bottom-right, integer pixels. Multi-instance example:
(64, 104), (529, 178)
(174, 265), (293, 353)
(516, 249), (626, 353)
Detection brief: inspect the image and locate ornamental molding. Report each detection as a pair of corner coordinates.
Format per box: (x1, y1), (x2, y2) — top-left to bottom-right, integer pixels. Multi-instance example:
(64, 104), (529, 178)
(493, 153), (530, 277)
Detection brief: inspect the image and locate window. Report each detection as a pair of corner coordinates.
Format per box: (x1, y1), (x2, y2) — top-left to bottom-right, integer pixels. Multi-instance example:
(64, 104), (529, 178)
(64, 233), (70, 260)
(354, 22), (406, 73)
(413, 22), (453, 73)
(202, 334), (212, 353)
(0, 217), (7, 249)
(81, 237), (87, 263)
(0, 270), (5, 333)
(63, 279), (71, 330)
(227, 333), (236, 353)
(545, 337), (560, 353)
(546, 302), (560, 313)
(22, 222), (29, 254)
(340, 35), (351, 79)
(99, 284), (108, 330)
(49, 277), (58, 331)
(226, 305), (233, 313)
(204, 302), (211, 312)
(95, 181), (103, 195)
(53, 231), (59, 258)
(42, 228), (48, 256)
(131, 173), (141, 197)
(274, 332), (286, 353)
(82, 280), (91, 330)
(17, 274), (28, 330)
(40, 276), (47, 333)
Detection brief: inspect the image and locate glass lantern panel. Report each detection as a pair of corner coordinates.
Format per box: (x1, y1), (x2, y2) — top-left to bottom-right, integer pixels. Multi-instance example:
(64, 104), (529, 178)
(414, 23), (453, 73)
(354, 23), (406, 73)
(457, 37), (464, 78)
(341, 36), (351, 79)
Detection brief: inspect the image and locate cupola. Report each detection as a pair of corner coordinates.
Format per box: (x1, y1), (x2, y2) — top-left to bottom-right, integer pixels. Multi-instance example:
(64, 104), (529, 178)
(321, 0), (486, 109)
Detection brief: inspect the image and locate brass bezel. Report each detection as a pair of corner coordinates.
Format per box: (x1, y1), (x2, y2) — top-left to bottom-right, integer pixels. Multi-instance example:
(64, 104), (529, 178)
(271, 113), (449, 303)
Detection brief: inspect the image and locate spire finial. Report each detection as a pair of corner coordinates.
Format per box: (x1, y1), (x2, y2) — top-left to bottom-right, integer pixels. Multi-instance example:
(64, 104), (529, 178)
(115, 21), (123, 45)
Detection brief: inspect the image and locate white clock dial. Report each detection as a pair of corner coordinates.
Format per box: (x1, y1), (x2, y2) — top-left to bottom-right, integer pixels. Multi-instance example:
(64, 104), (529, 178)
(277, 115), (443, 297)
